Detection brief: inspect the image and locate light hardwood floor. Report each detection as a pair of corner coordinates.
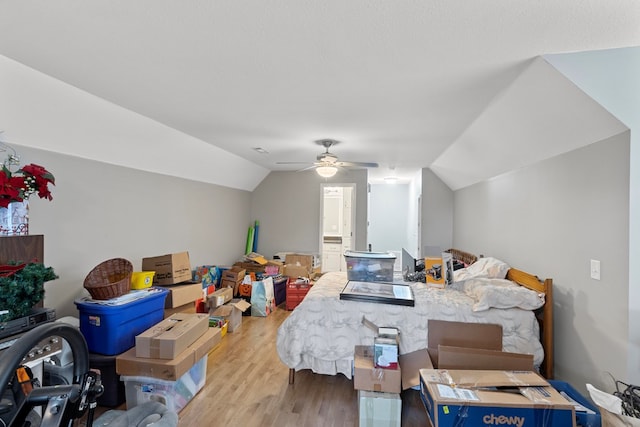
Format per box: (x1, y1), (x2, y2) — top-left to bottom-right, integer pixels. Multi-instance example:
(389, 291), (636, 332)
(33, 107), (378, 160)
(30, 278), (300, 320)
(89, 306), (428, 426)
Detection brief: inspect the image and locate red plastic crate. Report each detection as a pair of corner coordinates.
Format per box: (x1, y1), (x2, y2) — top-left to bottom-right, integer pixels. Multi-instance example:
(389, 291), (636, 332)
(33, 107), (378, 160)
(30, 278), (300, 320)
(286, 279), (313, 310)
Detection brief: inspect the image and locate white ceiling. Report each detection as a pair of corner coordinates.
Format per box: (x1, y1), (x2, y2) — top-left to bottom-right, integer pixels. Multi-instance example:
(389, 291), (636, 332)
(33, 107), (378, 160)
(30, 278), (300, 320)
(0, 1), (639, 187)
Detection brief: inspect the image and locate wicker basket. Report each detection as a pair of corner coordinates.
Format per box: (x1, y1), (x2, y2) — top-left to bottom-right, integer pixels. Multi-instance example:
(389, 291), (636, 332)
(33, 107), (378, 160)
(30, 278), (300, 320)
(83, 258), (134, 300)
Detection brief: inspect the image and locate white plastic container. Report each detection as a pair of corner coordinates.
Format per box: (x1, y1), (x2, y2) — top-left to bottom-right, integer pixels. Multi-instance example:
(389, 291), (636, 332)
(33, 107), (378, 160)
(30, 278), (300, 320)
(344, 250), (396, 282)
(121, 355), (207, 413)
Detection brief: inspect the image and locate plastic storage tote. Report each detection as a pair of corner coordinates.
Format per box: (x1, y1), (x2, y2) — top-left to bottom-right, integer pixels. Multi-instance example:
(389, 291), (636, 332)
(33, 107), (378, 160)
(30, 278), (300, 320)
(344, 250), (396, 282)
(74, 287), (168, 355)
(121, 355), (208, 413)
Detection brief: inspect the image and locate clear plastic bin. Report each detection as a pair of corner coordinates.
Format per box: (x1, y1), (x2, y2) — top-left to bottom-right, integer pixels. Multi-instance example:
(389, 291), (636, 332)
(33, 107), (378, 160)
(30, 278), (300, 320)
(344, 250), (396, 282)
(121, 355), (207, 413)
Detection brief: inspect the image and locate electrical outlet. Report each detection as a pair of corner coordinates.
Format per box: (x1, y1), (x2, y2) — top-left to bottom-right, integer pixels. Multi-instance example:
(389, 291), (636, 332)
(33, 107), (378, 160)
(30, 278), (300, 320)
(590, 259), (601, 280)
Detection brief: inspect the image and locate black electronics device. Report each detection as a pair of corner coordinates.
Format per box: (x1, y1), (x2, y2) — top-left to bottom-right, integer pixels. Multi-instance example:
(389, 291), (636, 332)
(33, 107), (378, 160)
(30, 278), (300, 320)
(0, 308), (56, 341)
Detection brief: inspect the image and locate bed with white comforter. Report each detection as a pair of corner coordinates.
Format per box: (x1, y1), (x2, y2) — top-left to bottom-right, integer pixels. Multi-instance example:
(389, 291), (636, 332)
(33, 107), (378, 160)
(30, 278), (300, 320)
(276, 260), (545, 379)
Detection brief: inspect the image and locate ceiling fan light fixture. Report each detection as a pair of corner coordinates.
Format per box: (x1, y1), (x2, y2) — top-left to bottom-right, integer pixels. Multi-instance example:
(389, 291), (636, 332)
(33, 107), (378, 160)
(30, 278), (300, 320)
(316, 165), (338, 178)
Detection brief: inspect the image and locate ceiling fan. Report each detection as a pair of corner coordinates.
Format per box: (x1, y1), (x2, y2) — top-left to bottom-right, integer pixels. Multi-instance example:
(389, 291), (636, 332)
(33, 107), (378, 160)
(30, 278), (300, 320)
(277, 139), (378, 178)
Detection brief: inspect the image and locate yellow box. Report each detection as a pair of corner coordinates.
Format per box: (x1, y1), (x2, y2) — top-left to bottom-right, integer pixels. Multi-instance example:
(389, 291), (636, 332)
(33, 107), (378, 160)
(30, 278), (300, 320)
(131, 271), (156, 290)
(220, 322), (228, 338)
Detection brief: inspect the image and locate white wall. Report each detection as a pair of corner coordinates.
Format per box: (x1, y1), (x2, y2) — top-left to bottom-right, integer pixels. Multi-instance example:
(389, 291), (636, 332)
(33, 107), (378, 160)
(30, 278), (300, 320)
(407, 170), (422, 257)
(250, 170), (368, 259)
(0, 54), (269, 192)
(453, 133), (630, 394)
(369, 183), (410, 253)
(421, 168), (453, 253)
(545, 46), (640, 386)
(18, 145), (251, 318)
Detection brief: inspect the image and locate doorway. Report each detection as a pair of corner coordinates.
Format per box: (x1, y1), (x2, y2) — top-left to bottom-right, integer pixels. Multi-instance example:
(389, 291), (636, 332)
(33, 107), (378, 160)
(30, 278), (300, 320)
(320, 184), (356, 272)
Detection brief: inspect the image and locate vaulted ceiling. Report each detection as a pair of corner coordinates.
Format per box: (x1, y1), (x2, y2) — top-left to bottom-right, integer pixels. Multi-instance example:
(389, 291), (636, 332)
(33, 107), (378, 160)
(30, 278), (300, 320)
(1, 1), (638, 189)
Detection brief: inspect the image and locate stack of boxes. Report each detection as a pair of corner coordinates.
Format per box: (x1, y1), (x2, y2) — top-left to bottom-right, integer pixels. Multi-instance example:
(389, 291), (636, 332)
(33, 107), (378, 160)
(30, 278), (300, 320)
(344, 251), (402, 426)
(354, 325), (402, 427)
(115, 313), (221, 413)
(74, 287), (169, 407)
(74, 251), (212, 409)
(283, 253), (321, 311)
(397, 320), (600, 427)
(221, 266), (246, 296)
(282, 253), (321, 279)
(141, 252), (204, 317)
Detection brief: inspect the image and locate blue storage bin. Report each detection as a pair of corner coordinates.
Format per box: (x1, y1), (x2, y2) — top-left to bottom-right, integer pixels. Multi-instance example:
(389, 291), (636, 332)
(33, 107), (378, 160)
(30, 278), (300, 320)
(75, 287), (168, 356)
(549, 380), (602, 427)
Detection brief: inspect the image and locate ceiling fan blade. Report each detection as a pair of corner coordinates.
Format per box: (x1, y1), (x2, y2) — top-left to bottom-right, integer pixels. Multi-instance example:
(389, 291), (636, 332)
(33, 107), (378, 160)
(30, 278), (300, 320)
(276, 161), (314, 165)
(336, 161), (379, 168)
(297, 164), (319, 172)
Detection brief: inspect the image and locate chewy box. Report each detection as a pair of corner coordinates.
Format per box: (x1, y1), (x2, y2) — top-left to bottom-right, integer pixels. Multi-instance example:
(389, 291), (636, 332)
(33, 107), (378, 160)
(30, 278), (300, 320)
(344, 250), (396, 282)
(121, 354), (207, 413)
(419, 369), (576, 427)
(75, 288), (168, 356)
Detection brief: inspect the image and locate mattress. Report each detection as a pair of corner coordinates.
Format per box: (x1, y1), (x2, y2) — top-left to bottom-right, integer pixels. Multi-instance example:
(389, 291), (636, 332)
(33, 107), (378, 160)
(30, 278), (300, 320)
(276, 271), (543, 378)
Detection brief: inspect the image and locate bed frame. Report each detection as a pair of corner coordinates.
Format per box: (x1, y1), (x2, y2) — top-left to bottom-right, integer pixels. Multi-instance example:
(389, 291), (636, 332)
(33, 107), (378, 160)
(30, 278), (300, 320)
(505, 267), (554, 379)
(286, 264), (554, 384)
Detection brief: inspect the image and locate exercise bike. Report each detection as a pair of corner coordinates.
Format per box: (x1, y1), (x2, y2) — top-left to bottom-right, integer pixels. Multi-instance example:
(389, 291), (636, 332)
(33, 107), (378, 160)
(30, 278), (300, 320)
(0, 323), (178, 427)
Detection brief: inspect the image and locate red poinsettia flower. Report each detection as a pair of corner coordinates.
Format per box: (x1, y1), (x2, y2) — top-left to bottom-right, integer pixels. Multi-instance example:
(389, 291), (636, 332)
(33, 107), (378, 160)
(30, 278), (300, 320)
(19, 163), (55, 201)
(0, 163), (55, 207)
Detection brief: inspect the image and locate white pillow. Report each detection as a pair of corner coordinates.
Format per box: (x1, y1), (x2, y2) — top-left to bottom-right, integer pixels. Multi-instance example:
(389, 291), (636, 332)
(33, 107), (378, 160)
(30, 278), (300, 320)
(463, 278), (545, 312)
(453, 257), (510, 282)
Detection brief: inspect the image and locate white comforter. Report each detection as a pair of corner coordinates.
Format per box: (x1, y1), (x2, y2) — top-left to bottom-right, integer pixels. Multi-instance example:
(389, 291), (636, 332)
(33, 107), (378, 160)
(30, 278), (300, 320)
(276, 271), (543, 378)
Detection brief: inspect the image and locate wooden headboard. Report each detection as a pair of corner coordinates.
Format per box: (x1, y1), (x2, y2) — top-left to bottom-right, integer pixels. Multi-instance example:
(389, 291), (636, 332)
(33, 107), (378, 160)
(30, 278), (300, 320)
(506, 267), (554, 379)
(445, 248), (478, 266)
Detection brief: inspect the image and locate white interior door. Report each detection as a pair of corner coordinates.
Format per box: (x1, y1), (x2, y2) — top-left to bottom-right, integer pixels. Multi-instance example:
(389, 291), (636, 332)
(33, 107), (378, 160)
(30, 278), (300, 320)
(320, 184), (356, 272)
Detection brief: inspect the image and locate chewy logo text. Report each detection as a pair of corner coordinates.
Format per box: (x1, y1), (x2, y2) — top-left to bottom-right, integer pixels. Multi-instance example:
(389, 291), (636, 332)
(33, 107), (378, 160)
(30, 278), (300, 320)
(483, 414), (525, 427)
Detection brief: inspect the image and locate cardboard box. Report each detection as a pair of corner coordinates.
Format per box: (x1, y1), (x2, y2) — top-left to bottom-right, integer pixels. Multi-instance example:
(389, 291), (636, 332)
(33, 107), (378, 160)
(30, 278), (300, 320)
(206, 287), (233, 308)
(354, 345), (402, 394)
(425, 256), (445, 287)
(283, 253), (322, 278)
(163, 282), (203, 309)
(358, 390), (402, 427)
(142, 252), (192, 285)
(221, 266), (246, 282)
(284, 253), (316, 269)
(419, 369), (576, 427)
(211, 299), (251, 332)
(116, 327), (221, 381)
(437, 345), (533, 371)
(232, 261), (266, 274)
(164, 302), (196, 318)
(283, 264), (311, 279)
(400, 320), (532, 390)
(135, 313), (209, 359)
(426, 320), (502, 366)
(441, 252), (454, 286)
